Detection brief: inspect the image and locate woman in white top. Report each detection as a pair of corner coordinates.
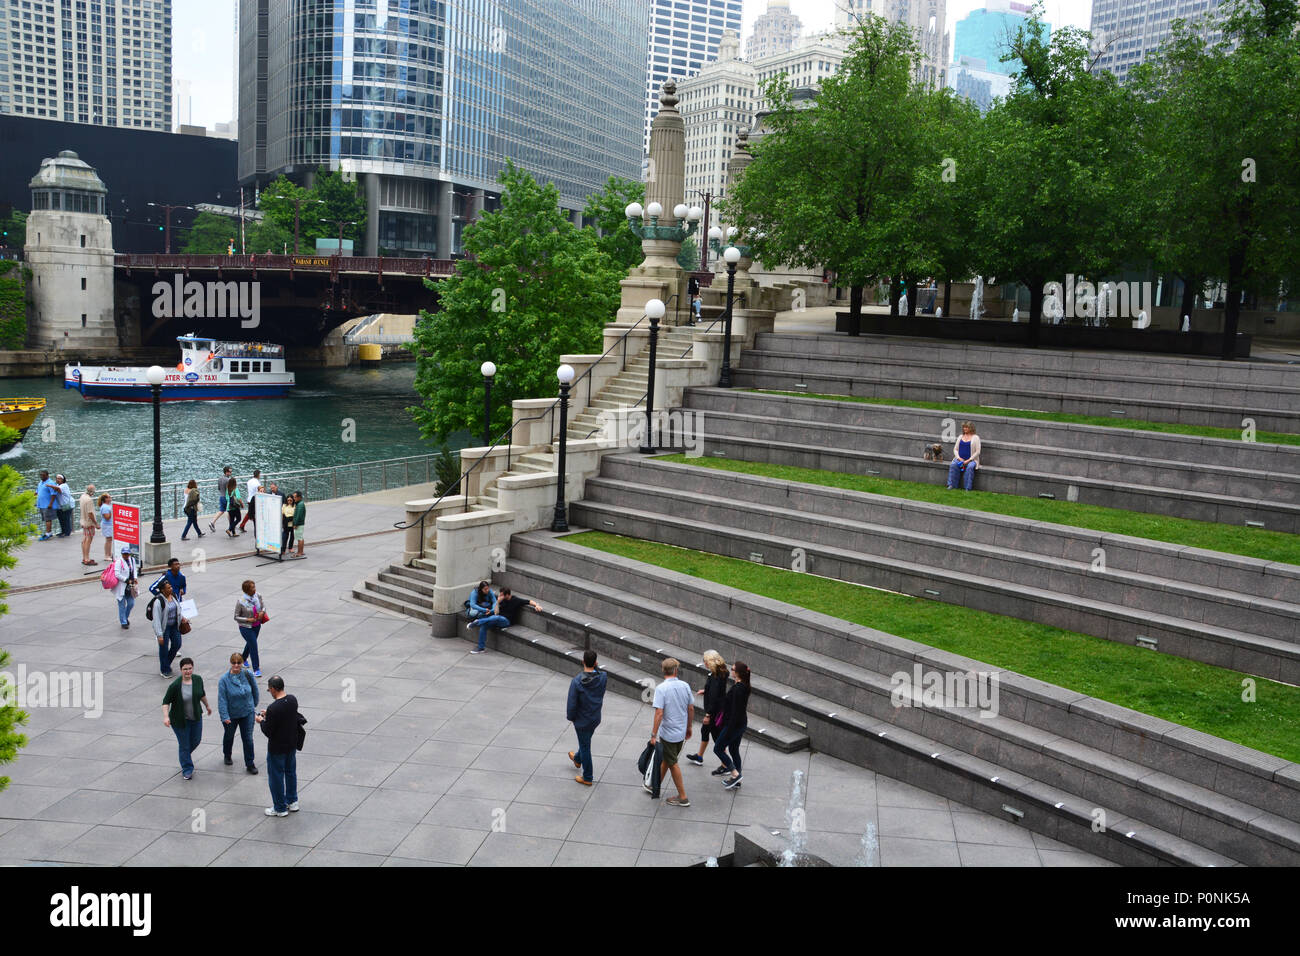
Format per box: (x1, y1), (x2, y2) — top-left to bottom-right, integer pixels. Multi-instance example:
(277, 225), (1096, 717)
(946, 421), (983, 491)
(111, 546), (138, 629)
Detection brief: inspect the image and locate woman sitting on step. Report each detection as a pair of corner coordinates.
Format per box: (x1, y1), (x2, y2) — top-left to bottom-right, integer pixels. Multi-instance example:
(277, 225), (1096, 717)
(946, 421), (982, 491)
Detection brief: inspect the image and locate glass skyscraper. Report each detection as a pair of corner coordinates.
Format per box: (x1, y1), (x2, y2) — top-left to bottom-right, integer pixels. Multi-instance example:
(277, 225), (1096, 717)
(645, 0), (742, 155)
(240, 0), (645, 257)
(1090, 0), (1224, 82)
(952, 1), (1043, 77)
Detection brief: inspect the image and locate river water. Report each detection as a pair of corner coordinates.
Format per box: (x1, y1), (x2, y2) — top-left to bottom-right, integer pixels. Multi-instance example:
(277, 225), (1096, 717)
(4, 365), (465, 510)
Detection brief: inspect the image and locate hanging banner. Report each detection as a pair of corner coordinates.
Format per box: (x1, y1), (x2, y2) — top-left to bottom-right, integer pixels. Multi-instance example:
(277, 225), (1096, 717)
(255, 493), (282, 555)
(111, 503), (140, 561)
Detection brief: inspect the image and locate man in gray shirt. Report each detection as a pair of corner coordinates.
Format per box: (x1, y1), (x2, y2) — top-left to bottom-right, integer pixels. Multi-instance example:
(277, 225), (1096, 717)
(651, 657), (694, 807)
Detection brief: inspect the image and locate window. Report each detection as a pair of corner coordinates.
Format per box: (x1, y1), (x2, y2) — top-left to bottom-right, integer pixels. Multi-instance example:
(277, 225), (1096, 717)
(80, 277), (86, 290)
(79, 234), (86, 247)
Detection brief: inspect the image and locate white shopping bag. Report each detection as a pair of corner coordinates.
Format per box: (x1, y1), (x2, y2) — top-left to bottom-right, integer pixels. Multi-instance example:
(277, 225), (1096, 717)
(179, 599), (198, 619)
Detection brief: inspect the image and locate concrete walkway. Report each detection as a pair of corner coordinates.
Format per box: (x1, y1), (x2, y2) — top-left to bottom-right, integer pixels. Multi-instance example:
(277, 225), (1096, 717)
(0, 489), (1112, 867)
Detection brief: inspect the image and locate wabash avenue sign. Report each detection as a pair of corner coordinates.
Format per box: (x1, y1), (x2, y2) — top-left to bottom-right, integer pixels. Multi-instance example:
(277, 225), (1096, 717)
(292, 257), (333, 268)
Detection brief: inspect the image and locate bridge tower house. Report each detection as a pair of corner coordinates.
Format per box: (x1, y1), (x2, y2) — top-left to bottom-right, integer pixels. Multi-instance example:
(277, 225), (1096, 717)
(24, 150), (119, 349)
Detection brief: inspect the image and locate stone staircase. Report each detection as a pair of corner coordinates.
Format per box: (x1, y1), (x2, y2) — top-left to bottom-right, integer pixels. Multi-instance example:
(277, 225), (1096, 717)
(351, 324), (699, 613)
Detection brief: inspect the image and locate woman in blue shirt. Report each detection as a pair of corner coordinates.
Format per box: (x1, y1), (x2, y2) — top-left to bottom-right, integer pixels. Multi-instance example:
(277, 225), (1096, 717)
(946, 422), (983, 491)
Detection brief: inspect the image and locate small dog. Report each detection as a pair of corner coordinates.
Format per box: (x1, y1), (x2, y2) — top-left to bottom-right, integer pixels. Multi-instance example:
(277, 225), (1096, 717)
(922, 443), (944, 462)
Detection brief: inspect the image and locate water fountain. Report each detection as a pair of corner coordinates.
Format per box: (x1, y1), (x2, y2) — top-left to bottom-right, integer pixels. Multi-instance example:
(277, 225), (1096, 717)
(779, 768), (807, 867)
(969, 276), (984, 320)
(855, 821), (879, 867)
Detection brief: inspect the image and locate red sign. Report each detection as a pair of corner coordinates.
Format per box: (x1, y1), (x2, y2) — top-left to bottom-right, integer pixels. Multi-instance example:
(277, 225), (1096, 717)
(112, 503), (140, 548)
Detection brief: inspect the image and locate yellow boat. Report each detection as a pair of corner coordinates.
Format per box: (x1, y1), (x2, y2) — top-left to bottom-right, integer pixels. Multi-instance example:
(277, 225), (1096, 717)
(0, 397), (45, 452)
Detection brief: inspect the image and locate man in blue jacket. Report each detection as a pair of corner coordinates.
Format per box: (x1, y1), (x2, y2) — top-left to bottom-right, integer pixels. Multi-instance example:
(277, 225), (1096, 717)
(566, 650), (608, 786)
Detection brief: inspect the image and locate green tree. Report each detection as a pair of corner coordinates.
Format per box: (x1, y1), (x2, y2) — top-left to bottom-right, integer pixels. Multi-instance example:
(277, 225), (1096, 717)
(0, 465), (34, 792)
(0, 260), (28, 350)
(408, 160), (624, 443)
(583, 176), (644, 271)
(180, 212), (239, 254)
(677, 236), (699, 272)
(724, 15), (933, 331)
(311, 168), (368, 248)
(257, 176), (315, 251)
(1, 209), (26, 249)
(1131, 0), (1300, 356)
(974, 14), (1143, 340)
(247, 218), (293, 255)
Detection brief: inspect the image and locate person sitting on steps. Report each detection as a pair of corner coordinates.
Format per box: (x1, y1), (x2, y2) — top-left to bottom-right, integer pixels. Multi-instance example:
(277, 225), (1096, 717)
(946, 421), (982, 491)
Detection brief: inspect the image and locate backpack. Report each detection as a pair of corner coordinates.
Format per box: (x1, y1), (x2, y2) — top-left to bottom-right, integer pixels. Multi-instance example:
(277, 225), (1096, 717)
(145, 593), (161, 621)
(100, 563), (118, 590)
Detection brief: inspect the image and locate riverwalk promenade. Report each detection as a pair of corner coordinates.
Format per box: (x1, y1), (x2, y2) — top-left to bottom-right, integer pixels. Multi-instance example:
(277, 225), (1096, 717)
(0, 482), (1110, 866)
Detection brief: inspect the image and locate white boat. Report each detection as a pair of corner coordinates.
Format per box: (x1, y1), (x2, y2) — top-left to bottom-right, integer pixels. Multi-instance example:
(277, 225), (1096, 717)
(65, 335), (295, 402)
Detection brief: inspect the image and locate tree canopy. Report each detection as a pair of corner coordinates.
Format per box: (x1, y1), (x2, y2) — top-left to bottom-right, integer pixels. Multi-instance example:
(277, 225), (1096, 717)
(0, 466), (34, 792)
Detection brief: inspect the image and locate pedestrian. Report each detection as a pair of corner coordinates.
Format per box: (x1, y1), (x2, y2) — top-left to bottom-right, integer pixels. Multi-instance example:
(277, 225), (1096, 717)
(180, 479), (204, 540)
(649, 657), (694, 807)
(256, 675), (300, 817)
(225, 477), (242, 537)
(35, 469), (58, 540)
(292, 491), (305, 557)
(210, 466), (233, 533)
(149, 579), (186, 677)
(161, 658), (211, 780)
(466, 585), (541, 654)
(239, 469), (261, 532)
(161, 556), (187, 600)
(79, 484), (99, 565)
(280, 493), (295, 553)
(98, 492), (114, 559)
(687, 649), (730, 766)
(714, 661), (751, 790)
(218, 652), (259, 774)
(110, 544), (139, 629)
(55, 474), (74, 537)
(692, 294), (702, 322)
(235, 579), (267, 677)
(566, 649), (607, 786)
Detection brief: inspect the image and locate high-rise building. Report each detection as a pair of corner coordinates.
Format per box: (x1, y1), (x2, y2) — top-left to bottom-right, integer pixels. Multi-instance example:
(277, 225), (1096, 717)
(239, 0), (644, 258)
(835, 0), (949, 89)
(746, 0), (801, 61)
(0, 0), (173, 130)
(1090, 0), (1226, 83)
(645, 0), (743, 158)
(953, 1), (1042, 77)
(680, 30), (753, 220)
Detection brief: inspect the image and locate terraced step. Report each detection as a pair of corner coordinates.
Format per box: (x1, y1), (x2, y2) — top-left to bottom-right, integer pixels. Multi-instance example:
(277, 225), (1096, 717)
(352, 576), (435, 623)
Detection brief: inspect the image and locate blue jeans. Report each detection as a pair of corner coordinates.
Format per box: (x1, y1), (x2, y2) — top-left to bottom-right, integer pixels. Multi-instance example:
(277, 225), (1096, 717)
(117, 592), (135, 626)
(240, 625), (260, 671)
(181, 512), (202, 538)
(714, 722), (745, 774)
(267, 751), (298, 813)
(158, 623), (182, 674)
(172, 719), (203, 775)
(947, 459), (976, 490)
(223, 712), (256, 767)
(473, 614), (509, 651)
(573, 724), (597, 782)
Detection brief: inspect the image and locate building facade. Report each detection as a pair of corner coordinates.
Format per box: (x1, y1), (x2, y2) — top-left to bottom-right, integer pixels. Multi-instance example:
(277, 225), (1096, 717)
(834, 0), (949, 89)
(679, 29), (752, 227)
(1090, 0), (1225, 82)
(644, 0), (742, 158)
(0, 0), (172, 130)
(240, 0), (645, 258)
(746, 0), (800, 61)
(952, 0), (1041, 77)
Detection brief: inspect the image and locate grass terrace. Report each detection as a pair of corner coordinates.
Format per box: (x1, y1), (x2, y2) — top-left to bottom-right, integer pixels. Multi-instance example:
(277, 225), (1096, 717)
(569, 531), (1300, 763)
(655, 454), (1300, 567)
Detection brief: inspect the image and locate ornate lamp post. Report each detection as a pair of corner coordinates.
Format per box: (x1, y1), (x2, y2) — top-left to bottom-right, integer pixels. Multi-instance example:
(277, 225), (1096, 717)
(719, 246), (741, 388)
(551, 364), (575, 532)
(639, 298), (666, 454)
(625, 200), (703, 245)
(480, 361), (496, 447)
(145, 365), (170, 564)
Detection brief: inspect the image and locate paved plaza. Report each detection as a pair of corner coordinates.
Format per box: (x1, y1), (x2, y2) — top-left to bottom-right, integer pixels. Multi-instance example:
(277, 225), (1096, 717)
(0, 485), (1110, 866)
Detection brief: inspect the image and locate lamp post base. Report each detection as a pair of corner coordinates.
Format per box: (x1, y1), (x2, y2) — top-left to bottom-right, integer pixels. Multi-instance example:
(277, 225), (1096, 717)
(143, 539), (172, 567)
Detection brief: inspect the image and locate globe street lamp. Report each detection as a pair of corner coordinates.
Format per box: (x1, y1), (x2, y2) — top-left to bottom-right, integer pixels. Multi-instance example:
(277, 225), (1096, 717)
(551, 364), (575, 532)
(145, 365), (169, 562)
(639, 298), (666, 454)
(719, 246), (741, 388)
(625, 200), (702, 243)
(480, 361), (496, 448)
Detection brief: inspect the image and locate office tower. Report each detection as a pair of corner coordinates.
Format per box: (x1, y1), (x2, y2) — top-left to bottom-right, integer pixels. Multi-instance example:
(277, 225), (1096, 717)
(239, 0), (645, 258)
(746, 0), (801, 60)
(953, 0), (1043, 77)
(1090, 0), (1226, 83)
(835, 0), (949, 88)
(645, 0), (743, 158)
(0, 0), (173, 130)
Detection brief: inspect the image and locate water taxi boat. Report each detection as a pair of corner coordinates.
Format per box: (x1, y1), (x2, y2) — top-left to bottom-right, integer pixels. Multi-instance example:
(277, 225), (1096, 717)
(0, 396), (44, 451)
(64, 336), (295, 401)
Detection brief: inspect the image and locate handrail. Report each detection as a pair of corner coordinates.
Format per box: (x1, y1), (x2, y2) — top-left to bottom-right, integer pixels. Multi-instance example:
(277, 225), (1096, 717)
(394, 306), (669, 562)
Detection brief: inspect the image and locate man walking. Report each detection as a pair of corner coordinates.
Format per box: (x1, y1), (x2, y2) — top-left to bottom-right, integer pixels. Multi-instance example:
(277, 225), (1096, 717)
(650, 657), (694, 807)
(79, 483), (99, 565)
(566, 650), (607, 786)
(256, 675), (300, 817)
(239, 470), (261, 533)
(35, 470), (58, 540)
(211, 466), (233, 532)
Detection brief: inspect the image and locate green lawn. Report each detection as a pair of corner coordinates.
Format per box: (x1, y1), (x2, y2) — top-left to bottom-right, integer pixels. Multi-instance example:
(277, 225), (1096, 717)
(656, 454), (1300, 567)
(569, 530), (1300, 763)
(750, 389), (1300, 446)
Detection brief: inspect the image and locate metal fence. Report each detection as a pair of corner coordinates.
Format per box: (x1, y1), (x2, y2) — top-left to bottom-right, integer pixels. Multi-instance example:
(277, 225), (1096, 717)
(89, 452), (443, 524)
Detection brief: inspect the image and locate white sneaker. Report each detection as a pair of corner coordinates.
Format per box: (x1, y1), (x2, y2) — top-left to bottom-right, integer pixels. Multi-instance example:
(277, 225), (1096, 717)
(288, 801), (300, 812)
(265, 807), (288, 817)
